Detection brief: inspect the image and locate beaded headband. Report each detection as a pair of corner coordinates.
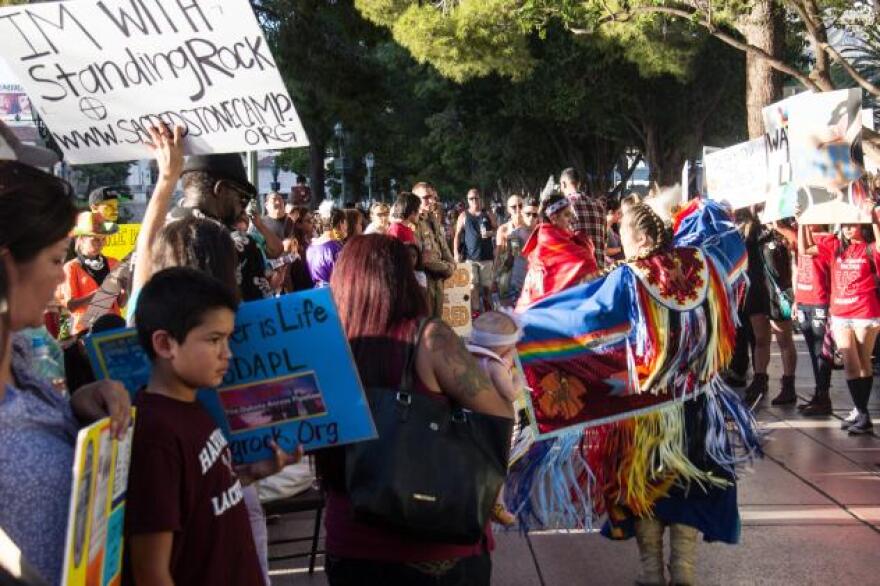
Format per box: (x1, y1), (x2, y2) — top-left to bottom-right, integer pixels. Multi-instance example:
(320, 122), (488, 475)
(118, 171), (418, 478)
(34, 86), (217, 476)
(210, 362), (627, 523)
(545, 198), (570, 217)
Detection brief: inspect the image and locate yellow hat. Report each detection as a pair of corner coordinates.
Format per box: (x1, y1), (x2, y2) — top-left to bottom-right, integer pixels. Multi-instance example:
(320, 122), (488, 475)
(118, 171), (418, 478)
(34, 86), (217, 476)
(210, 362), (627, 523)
(72, 211), (119, 237)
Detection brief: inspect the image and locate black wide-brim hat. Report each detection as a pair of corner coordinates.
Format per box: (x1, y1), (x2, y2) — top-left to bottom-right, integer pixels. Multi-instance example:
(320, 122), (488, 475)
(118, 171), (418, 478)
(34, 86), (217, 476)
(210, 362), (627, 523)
(181, 153), (257, 196)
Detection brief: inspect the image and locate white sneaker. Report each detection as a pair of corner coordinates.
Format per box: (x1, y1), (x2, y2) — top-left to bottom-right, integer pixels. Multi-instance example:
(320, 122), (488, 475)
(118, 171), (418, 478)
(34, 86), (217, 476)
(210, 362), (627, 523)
(841, 408), (859, 430)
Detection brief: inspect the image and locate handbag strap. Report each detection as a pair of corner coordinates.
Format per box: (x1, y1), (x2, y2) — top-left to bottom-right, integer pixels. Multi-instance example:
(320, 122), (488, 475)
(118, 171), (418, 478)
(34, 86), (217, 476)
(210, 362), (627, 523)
(400, 317), (431, 391)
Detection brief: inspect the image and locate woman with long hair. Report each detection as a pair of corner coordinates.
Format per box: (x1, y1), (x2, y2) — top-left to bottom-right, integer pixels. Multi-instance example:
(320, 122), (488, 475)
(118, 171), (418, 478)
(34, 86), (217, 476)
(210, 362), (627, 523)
(614, 202), (744, 586)
(318, 235), (512, 586)
(801, 208), (880, 435)
(0, 161), (130, 585)
(737, 209), (798, 407)
(516, 194), (599, 310)
(306, 208), (347, 288)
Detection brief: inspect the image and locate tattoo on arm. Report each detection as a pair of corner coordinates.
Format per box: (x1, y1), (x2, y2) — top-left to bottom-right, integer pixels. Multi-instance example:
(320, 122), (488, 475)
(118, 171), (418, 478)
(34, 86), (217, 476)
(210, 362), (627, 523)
(425, 322), (491, 400)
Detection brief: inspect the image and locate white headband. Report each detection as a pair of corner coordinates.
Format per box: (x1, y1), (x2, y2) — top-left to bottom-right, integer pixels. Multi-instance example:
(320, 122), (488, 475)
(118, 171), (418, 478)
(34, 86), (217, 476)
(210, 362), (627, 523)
(468, 329), (523, 347)
(545, 198), (570, 217)
(468, 308), (524, 347)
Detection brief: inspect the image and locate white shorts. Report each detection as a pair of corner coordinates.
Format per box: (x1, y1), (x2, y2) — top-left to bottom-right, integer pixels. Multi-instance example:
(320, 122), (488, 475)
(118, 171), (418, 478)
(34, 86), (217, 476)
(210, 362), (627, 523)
(830, 316), (880, 330)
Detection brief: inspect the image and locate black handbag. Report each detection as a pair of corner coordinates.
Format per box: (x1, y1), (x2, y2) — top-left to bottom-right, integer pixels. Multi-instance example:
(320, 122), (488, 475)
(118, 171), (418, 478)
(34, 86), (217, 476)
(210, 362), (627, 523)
(345, 319), (513, 544)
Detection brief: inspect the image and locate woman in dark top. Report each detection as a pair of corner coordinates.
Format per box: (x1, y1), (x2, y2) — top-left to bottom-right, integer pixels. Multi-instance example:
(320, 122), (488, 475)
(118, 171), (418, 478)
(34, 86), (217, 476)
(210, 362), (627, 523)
(318, 235), (512, 586)
(738, 209), (798, 407)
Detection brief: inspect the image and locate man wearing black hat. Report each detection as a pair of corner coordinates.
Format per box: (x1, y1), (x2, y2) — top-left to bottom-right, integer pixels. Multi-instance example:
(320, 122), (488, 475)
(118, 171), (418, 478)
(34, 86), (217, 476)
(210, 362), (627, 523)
(88, 186), (121, 223)
(178, 153), (273, 301)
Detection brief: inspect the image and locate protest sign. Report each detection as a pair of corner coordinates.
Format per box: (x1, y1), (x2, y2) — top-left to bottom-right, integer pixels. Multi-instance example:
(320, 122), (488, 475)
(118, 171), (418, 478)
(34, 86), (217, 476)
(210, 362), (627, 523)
(102, 224), (140, 262)
(61, 413), (135, 586)
(703, 138), (768, 209)
(787, 88), (862, 190)
(86, 288), (376, 464)
(0, 0), (308, 164)
(442, 263), (473, 337)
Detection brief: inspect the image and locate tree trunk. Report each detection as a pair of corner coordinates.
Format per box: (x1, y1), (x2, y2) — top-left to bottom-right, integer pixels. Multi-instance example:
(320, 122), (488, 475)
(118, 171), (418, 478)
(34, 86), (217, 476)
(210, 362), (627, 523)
(308, 139), (325, 209)
(739, 0), (784, 139)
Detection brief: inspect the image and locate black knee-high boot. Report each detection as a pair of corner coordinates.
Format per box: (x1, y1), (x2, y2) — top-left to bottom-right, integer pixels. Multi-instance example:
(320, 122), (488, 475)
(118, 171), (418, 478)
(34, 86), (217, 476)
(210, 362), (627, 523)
(847, 377), (874, 435)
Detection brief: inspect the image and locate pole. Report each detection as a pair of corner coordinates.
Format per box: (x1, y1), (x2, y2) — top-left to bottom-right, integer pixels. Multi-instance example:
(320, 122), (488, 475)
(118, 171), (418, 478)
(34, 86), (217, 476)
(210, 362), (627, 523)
(246, 151), (259, 193)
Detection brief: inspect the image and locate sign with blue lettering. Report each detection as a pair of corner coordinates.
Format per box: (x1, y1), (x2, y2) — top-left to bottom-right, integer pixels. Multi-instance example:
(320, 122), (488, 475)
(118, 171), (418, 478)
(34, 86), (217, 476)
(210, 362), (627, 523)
(86, 288), (376, 464)
(0, 0), (308, 164)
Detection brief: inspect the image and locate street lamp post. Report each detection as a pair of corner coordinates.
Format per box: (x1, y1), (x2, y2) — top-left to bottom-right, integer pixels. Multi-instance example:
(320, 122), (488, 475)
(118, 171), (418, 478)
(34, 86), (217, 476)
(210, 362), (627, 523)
(364, 152), (374, 204)
(334, 122), (345, 206)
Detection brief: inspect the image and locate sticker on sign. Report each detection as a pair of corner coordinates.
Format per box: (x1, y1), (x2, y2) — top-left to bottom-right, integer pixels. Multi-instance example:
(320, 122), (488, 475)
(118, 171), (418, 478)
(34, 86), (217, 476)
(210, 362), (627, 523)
(0, 0), (309, 164)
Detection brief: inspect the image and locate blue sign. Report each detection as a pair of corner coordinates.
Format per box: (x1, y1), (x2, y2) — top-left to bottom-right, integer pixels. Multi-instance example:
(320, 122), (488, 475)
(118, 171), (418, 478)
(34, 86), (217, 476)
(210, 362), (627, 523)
(86, 288), (376, 464)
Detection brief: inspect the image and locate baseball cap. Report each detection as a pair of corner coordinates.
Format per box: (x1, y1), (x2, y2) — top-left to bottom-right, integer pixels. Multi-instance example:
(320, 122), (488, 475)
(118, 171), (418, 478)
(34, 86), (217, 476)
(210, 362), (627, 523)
(88, 186), (122, 207)
(181, 153), (257, 196)
(0, 119), (59, 168)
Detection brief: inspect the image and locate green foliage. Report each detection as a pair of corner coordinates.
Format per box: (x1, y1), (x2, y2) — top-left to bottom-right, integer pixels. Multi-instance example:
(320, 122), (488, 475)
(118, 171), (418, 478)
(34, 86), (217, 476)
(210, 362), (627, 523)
(70, 162), (133, 195)
(357, 0), (536, 82)
(273, 147), (310, 176)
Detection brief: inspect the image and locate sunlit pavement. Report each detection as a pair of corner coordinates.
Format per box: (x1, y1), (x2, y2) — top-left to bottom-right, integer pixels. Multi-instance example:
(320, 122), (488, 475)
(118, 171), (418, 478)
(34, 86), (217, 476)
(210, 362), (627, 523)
(267, 336), (880, 585)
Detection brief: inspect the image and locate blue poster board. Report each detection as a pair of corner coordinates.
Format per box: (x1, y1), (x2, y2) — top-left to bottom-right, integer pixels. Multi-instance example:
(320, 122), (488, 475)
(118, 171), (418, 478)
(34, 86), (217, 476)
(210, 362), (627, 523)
(86, 288), (376, 464)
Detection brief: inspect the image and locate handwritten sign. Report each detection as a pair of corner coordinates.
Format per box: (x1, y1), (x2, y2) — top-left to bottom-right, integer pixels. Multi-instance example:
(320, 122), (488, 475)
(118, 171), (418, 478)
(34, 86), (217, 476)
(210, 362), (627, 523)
(0, 0), (308, 164)
(102, 223), (140, 261)
(86, 288), (376, 464)
(442, 263), (473, 337)
(61, 413), (135, 586)
(703, 138), (768, 209)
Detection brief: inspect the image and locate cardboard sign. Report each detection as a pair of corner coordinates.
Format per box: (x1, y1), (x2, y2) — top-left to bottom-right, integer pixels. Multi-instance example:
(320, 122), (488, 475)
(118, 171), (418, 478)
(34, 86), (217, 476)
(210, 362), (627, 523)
(0, 0), (308, 163)
(86, 288), (376, 464)
(703, 138), (768, 209)
(441, 263), (473, 337)
(102, 224), (140, 262)
(61, 413), (135, 586)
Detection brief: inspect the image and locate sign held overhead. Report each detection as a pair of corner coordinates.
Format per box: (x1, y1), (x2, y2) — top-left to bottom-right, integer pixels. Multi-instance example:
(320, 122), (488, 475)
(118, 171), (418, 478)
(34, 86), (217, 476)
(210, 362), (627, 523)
(0, 0), (309, 164)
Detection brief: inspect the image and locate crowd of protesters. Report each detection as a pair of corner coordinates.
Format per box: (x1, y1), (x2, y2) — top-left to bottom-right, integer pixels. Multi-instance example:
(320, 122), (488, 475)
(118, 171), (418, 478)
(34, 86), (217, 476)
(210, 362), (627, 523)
(0, 111), (877, 586)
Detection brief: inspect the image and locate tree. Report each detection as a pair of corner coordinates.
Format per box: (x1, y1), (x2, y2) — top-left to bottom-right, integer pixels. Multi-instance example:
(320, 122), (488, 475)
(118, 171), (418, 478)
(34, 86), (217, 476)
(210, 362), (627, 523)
(70, 162), (133, 195)
(255, 0), (389, 205)
(355, 1), (880, 141)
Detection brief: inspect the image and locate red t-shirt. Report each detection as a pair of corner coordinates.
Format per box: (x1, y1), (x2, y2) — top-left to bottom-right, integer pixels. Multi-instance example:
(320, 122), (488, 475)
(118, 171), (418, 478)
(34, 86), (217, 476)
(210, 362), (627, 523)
(795, 234), (831, 307)
(816, 235), (880, 319)
(387, 221), (417, 245)
(123, 393), (263, 586)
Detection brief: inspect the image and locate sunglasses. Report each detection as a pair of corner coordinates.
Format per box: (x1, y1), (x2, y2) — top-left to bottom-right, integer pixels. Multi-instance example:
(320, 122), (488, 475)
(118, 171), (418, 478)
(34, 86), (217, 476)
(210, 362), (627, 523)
(222, 180), (254, 205)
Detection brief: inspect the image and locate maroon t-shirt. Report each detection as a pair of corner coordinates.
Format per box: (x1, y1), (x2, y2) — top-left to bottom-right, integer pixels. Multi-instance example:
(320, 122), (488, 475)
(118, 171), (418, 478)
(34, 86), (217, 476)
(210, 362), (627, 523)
(123, 392), (263, 586)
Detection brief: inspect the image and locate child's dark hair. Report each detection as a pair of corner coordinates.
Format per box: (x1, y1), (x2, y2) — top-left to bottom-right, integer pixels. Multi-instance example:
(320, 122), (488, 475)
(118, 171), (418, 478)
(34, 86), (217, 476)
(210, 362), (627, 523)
(135, 267), (239, 361)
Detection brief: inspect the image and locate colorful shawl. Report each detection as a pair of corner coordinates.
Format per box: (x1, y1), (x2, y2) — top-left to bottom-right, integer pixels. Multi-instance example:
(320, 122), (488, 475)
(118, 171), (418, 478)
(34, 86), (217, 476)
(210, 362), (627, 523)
(516, 223), (598, 310)
(506, 200), (760, 530)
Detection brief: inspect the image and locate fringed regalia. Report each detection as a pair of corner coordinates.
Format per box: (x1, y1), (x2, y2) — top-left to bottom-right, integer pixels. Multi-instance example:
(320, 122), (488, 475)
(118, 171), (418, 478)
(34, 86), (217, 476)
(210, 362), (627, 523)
(506, 200), (760, 542)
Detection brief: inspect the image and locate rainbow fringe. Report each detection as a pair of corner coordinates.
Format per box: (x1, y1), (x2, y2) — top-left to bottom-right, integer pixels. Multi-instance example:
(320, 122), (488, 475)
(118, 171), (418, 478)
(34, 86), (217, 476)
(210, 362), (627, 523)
(506, 249), (761, 532)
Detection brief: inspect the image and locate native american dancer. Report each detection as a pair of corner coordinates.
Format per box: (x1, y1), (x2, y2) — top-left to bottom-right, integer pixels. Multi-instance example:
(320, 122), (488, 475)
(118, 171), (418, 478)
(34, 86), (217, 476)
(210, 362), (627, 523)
(506, 198), (761, 584)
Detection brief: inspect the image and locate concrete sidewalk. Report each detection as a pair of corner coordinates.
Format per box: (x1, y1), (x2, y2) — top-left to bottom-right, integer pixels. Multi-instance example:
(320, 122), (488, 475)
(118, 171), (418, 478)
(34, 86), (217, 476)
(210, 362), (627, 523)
(268, 337), (880, 585)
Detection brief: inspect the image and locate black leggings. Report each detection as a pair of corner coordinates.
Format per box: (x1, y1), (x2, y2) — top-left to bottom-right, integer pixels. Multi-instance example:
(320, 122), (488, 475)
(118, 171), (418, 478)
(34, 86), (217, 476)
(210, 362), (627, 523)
(796, 304), (832, 391)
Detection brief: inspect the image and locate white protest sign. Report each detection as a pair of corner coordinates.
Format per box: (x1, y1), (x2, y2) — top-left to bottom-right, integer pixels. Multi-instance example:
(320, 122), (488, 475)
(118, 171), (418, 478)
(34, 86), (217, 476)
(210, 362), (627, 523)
(0, 0), (308, 164)
(787, 88), (862, 190)
(703, 138), (768, 209)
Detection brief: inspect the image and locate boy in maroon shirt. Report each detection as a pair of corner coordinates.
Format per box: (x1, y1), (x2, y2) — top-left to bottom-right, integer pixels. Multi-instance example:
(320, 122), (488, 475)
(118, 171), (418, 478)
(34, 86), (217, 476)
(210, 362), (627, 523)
(125, 268), (295, 585)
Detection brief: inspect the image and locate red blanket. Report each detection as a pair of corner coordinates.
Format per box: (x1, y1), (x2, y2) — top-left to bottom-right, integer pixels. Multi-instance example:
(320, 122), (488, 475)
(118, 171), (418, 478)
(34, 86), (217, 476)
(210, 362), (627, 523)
(516, 223), (598, 310)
